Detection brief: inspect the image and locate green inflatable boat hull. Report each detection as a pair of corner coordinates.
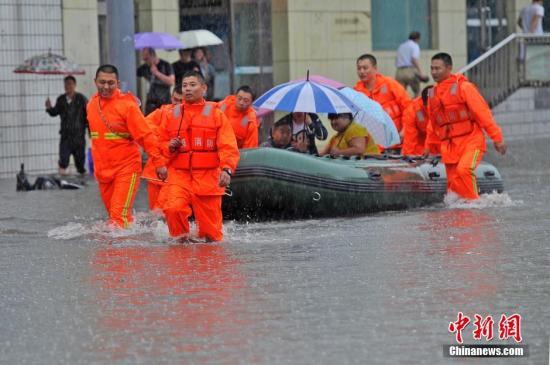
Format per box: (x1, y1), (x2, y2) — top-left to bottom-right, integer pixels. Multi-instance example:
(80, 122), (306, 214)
(222, 148), (504, 221)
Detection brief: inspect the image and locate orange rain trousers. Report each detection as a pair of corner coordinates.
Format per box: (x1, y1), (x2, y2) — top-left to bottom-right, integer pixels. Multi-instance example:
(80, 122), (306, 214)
(156, 100), (240, 241)
(143, 105), (169, 211)
(445, 146), (483, 200)
(147, 183), (162, 211)
(158, 172), (223, 241)
(98, 172), (139, 228)
(87, 89), (166, 228)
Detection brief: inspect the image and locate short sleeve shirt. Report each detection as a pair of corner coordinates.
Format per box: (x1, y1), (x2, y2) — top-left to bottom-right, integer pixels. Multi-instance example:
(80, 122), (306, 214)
(137, 59), (174, 104)
(396, 40), (421, 68)
(329, 122), (379, 155)
(521, 3), (545, 35)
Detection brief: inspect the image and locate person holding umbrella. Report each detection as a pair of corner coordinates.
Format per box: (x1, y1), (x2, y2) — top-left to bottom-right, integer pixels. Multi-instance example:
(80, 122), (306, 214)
(172, 49), (201, 86)
(275, 112), (328, 155)
(137, 47), (175, 115)
(321, 113), (380, 157)
(193, 47), (216, 100)
(45, 75), (88, 176)
(253, 73), (361, 154)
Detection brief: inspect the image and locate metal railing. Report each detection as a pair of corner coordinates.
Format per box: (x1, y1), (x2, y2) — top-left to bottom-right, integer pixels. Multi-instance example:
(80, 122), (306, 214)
(459, 33), (550, 107)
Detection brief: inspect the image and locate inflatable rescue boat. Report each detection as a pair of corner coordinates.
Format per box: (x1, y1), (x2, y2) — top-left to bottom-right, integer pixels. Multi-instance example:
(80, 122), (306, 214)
(222, 148), (504, 221)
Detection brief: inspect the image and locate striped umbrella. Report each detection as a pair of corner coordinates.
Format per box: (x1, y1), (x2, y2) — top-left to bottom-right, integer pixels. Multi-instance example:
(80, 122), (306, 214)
(339, 87), (400, 148)
(253, 77), (360, 114)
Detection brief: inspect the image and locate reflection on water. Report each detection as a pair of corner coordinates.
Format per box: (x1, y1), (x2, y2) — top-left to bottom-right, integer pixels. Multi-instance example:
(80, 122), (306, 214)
(89, 244), (253, 364)
(423, 209), (503, 306)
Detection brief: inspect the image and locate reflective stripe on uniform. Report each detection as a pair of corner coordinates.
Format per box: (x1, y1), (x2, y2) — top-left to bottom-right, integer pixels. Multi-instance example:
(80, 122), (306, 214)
(173, 105), (180, 118)
(202, 103), (213, 116)
(450, 83), (458, 95)
(241, 116), (249, 127)
(380, 85), (388, 94)
(470, 149), (480, 194)
(219, 103), (227, 112)
(90, 132), (99, 139)
(416, 111), (425, 122)
(121, 172), (137, 228)
(104, 132), (131, 140)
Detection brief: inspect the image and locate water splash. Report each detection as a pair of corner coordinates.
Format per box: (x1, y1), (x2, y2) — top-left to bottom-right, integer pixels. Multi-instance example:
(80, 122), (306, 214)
(47, 212), (171, 243)
(45, 212), (249, 246)
(444, 191), (522, 209)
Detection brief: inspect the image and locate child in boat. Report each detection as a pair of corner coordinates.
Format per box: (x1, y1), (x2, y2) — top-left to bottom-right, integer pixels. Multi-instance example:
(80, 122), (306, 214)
(275, 112), (328, 154)
(261, 119), (292, 149)
(290, 130), (310, 153)
(321, 113), (380, 157)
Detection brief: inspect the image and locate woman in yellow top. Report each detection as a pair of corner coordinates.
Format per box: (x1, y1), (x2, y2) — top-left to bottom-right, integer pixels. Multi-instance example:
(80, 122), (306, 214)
(321, 113), (380, 157)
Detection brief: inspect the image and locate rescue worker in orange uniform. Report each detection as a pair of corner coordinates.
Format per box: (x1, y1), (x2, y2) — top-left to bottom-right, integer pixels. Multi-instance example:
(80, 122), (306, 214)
(354, 54), (411, 143)
(217, 85), (259, 149)
(142, 87), (183, 211)
(402, 85), (440, 156)
(423, 53), (507, 200)
(156, 71), (239, 241)
(87, 64), (168, 228)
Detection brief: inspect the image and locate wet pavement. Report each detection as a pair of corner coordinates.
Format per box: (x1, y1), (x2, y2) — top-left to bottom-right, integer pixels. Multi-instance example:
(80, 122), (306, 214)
(0, 138), (549, 364)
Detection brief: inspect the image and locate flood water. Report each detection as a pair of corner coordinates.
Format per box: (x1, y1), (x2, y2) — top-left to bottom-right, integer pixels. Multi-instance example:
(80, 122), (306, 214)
(1, 138), (549, 365)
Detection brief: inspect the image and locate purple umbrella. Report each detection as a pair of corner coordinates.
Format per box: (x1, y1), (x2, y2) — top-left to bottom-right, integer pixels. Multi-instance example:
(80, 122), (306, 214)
(134, 32), (184, 50)
(293, 74), (346, 89)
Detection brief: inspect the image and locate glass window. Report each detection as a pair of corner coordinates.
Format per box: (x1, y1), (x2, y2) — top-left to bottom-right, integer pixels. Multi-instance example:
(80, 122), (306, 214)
(232, 0), (273, 95)
(179, 0), (272, 99)
(371, 0), (432, 50)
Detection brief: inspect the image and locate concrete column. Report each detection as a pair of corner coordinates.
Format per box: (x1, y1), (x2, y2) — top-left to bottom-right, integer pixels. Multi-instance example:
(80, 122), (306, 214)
(106, 0), (137, 93)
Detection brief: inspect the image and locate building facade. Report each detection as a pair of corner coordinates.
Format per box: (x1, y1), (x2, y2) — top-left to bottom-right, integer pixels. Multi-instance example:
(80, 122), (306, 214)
(0, 0), (99, 178)
(0, 0), (534, 178)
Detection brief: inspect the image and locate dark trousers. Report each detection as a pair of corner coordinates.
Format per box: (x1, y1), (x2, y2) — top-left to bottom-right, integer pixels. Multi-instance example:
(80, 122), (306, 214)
(59, 138), (86, 174)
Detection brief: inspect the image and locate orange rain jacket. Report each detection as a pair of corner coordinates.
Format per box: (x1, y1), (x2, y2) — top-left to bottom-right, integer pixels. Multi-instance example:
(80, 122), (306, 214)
(402, 97), (439, 155)
(354, 74), (412, 133)
(157, 99), (240, 196)
(143, 104), (174, 210)
(142, 104), (172, 181)
(87, 89), (166, 182)
(217, 95), (259, 149)
(425, 74), (503, 165)
(87, 89), (166, 226)
(156, 99), (239, 240)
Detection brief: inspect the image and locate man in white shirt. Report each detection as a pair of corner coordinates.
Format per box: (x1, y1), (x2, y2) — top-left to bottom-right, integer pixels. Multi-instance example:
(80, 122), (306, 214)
(395, 31), (429, 97)
(518, 0), (545, 35)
